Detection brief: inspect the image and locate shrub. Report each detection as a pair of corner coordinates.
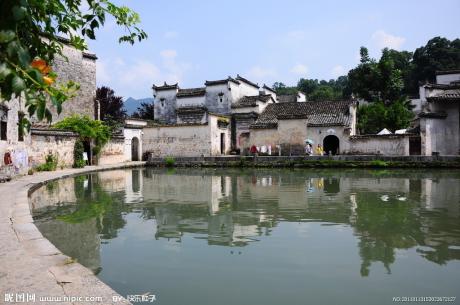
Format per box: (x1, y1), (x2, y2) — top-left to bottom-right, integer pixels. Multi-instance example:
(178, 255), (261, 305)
(73, 139), (86, 168)
(36, 153), (58, 171)
(165, 157), (175, 167)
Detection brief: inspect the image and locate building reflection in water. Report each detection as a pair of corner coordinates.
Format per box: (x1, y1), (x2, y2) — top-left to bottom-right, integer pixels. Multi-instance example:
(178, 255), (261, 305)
(31, 168), (460, 277)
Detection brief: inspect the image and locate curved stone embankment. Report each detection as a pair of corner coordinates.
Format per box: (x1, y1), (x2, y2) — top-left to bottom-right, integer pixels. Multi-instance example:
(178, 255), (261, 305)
(0, 162), (145, 305)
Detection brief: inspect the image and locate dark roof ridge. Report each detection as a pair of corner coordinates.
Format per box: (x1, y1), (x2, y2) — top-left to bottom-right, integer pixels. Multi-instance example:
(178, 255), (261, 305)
(262, 84), (276, 93)
(152, 82), (179, 90)
(424, 83), (460, 89)
(435, 69), (460, 75)
(236, 74), (259, 88)
(205, 77), (240, 86)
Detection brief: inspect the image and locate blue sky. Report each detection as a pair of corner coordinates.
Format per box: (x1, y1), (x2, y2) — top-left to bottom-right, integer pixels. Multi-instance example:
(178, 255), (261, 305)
(87, 0), (460, 99)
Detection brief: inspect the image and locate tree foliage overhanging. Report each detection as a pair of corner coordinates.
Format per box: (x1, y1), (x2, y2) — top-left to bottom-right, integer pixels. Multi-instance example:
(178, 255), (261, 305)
(272, 36), (460, 133)
(53, 115), (111, 155)
(0, 0), (147, 127)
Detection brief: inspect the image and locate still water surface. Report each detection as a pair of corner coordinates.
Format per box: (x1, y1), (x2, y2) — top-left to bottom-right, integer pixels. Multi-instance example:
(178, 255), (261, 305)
(31, 168), (460, 305)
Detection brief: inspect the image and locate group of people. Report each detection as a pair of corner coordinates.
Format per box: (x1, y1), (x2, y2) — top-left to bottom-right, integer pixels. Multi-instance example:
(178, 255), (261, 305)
(305, 143), (324, 156)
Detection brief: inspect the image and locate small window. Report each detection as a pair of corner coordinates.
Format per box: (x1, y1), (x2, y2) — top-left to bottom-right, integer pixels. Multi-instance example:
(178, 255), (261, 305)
(18, 111), (25, 141)
(0, 106), (7, 141)
(219, 97), (223, 103)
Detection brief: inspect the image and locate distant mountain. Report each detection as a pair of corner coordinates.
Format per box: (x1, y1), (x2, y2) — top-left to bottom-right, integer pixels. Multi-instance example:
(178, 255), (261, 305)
(124, 97), (154, 115)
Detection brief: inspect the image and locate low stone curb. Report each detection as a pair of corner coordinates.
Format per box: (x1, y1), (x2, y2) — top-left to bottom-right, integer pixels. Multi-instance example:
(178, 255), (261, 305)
(0, 162), (145, 305)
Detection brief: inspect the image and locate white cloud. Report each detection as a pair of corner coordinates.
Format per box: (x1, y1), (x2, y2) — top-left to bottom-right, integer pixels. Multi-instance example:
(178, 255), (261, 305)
(290, 63), (308, 75)
(246, 66), (277, 82)
(331, 65), (346, 78)
(160, 49), (177, 59)
(371, 30), (405, 50)
(119, 60), (161, 86)
(96, 51), (192, 98)
(164, 31), (178, 39)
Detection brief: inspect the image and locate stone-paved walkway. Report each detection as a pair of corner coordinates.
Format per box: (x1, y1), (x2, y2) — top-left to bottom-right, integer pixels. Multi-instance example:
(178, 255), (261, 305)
(0, 162), (145, 305)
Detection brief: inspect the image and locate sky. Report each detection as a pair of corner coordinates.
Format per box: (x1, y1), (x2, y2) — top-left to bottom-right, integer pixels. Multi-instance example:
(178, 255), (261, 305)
(87, 0), (460, 99)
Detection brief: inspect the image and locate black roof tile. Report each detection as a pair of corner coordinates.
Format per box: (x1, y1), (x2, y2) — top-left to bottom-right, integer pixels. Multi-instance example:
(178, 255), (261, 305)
(250, 100), (354, 129)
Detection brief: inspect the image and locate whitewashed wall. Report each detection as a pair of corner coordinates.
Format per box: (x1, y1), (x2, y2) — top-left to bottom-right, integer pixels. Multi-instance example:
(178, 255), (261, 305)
(347, 135), (410, 155)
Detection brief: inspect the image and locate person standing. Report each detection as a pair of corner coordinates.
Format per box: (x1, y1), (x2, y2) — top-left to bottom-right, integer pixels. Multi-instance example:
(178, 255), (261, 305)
(250, 145), (258, 156)
(305, 143), (313, 156)
(315, 144), (324, 156)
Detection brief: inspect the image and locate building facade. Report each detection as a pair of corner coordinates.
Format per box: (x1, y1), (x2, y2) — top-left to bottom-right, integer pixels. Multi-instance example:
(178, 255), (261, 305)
(151, 75), (282, 155)
(248, 100), (357, 155)
(416, 70), (460, 155)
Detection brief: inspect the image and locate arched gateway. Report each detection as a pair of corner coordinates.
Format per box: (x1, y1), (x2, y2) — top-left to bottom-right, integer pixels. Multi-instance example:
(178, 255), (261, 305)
(323, 135), (340, 155)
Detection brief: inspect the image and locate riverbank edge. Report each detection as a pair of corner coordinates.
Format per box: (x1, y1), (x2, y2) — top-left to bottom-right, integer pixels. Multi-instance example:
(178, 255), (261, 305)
(0, 161), (146, 305)
(147, 155), (460, 168)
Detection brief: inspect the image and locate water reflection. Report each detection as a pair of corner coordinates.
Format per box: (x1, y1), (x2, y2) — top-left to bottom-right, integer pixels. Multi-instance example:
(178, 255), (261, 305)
(31, 168), (460, 279)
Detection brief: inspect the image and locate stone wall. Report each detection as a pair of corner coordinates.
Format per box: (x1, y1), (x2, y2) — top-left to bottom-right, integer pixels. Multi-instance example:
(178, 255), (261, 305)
(0, 98), (29, 174)
(98, 136), (126, 165)
(205, 83), (232, 115)
(143, 124), (211, 157)
(28, 130), (78, 168)
(143, 115), (231, 157)
(347, 135), (410, 156)
(420, 102), (459, 155)
(49, 43), (96, 122)
(154, 88), (178, 124)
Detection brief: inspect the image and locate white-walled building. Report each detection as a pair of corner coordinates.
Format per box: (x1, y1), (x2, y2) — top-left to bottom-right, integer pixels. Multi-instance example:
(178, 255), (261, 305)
(415, 70), (460, 155)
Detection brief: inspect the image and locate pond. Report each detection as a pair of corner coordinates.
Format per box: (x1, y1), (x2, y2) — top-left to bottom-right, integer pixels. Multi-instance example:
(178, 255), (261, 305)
(31, 168), (460, 305)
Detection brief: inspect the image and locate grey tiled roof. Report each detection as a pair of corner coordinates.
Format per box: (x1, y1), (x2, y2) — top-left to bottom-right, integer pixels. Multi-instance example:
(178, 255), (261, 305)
(418, 111), (448, 119)
(250, 100), (354, 129)
(231, 94), (273, 109)
(177, 87), (206, 98)
(427, 89), (460, 102)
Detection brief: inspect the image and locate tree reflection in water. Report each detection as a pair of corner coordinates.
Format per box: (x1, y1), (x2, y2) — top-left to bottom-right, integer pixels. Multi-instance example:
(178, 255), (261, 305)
(32, 168), (460, 277)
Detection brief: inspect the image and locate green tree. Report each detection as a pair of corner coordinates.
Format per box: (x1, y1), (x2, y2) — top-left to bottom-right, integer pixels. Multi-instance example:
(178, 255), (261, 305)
(272, 82), (298, 95)
(309, 85), (336, 101)
(410, 37), (460, 93)
(348, 47), (381, 101)
(357, 98), (414, 134)
(297, 78), (319, 96)
(132, 101), (154, 120)
(0, 0), (147, 127)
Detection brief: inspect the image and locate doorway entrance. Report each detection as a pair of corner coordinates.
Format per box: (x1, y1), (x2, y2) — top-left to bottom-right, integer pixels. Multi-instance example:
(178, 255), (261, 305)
(131, 137), (139, 161)
(220, 133), (225, 155)
(323, 135), (340, 155)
